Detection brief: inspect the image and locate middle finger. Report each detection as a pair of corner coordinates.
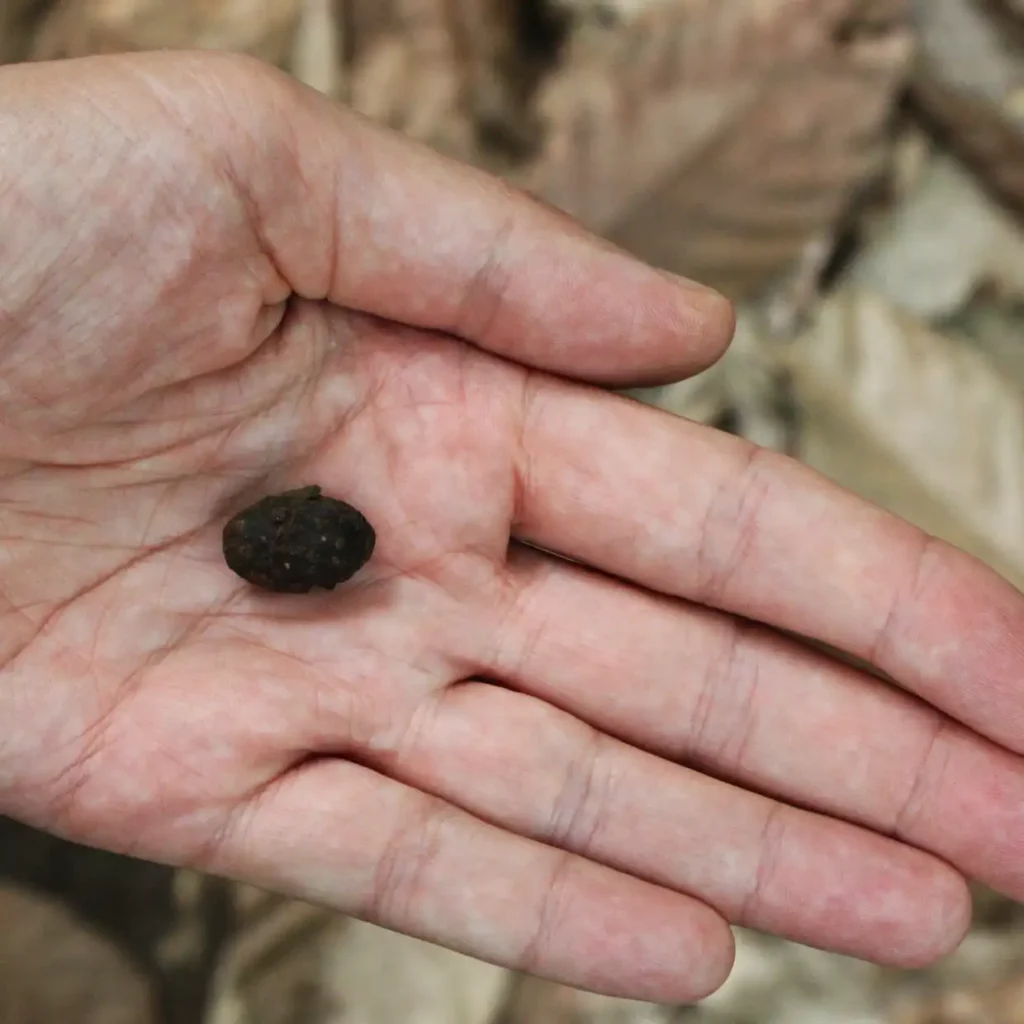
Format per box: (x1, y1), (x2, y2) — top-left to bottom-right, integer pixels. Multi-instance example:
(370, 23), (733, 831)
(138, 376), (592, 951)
(366, 676), (968, 967)
(485, 546), (1024, 905)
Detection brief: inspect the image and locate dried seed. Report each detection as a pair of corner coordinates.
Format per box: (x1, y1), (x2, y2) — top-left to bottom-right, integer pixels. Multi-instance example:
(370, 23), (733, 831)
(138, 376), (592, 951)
(222, 485), (375, 593)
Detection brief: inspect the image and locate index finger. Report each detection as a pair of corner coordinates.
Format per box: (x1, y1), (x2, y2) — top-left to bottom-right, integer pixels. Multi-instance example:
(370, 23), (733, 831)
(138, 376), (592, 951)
(242, 59), (735, 385)
(514, 375), (1024, 752)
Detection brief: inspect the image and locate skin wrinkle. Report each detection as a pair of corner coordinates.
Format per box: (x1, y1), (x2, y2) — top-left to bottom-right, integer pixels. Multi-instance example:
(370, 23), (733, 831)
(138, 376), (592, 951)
(304, 662), (396, 756)
(210, 631), (395, 760)
(58, 255), (197, 426)
(184, 779), (257, 877)
(383, 685), (451, 781)
(0, 504), (98, 527)
(0, 264), (44, 371)
(181, 745), (307, 878)
(37, 667), (123, 827)
(546, 725), (608, 854)
(225, 70), (336, 307)
(736, 801), (789, 926)
(58, 635), (314, 863)
(687, 615), (747, 767)
(487, 552), (958, 880)
(511, 367), (543, 538)
(216, 570), (459, 724)
(695, 441), (772, 607)
(371, 372), (423, 550)
(0, 492), (214, 724)
(7, 294), (254, 451)
(251, 312), (338, 474)
(29, 582), (234, 827)
(217, 141), (293, 302)
(868, 529), (936, 672)
(368, 792), (453, 929)
(130, 55), (262, 232)
(0, 303), (23, 351)
(51, 304), (344, 484)
(0, 591), (55, 707)
(0, 348), (67, 419)
(319, 145), (343, 304)
(324, 127), (379, 308)
(357, 666), (443, 758)
(487, 551), (551, 690)
(0, 564), (105, 678)
(706, 637), (764, 774)
(891, 716), (954, 840)
(38, 116), (139, 372)
(31, 390), (273, 465)
(517, 845), (576, 979)
(451, 210), (518, 346)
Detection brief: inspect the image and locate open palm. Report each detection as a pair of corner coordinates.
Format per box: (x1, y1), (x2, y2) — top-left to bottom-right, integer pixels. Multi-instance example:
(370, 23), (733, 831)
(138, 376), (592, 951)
(3, 51), (1024, 1005)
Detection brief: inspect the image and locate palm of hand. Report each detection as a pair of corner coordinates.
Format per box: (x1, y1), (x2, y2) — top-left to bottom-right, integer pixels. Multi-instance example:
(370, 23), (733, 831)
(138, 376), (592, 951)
(3, 59), (711, 994)
(0, 69), (540, 913)
(6, 299), (529, 842)
(5, 52), (1024, 1005)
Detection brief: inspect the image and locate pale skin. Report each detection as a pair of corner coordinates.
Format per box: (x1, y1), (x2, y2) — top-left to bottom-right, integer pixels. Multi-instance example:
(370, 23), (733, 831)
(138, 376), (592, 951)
(2, 50), (1024, 1005)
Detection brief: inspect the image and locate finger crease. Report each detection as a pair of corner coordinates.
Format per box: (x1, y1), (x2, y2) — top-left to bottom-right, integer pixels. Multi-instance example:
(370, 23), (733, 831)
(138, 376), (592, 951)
(518, 848), (574, 977)
(368, 795), (449, 926)
(453, 214), (517, 344)
(695, 442), (769, 607)
(869, 532), (936, 677)
(548, 728), (607, 855)
(892, 716), (950, 840)
(736, 802), (788, 926)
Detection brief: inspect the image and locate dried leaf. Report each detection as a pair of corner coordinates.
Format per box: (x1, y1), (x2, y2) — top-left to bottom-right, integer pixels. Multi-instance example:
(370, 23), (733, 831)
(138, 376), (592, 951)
(334, 0), (559, 163)
(317, 919), (513, 1024)
(30, 0), (304, 67)
(889, 975), (1024, 1024)
(332, 0), (475, 158)
(496, 976), (584, 1024)
(331, 0), (913, 300)
(688, 920), (1024, 1023)
(684, 927), (889, 1024)
(995, 0), (1024, 20)
(499, 977), (671, 1024)
(0, 884), (154, 1024)
(515, 0), (913, 299)
(911, 0), (1024, 213)
(950, 300), (1024, 384)
(0, 0), (55, 61)
(848, 150), (1024, 318)
(787, 287), (1024, 589)
(629, 303), (794, 451)
(625, 358), (731, 428)
(291, 0), (342, 95)
(205, 886), (339, 1024)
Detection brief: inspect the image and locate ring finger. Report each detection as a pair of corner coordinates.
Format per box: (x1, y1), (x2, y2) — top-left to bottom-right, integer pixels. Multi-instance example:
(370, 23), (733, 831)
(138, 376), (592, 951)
(356, 553), (973, 967)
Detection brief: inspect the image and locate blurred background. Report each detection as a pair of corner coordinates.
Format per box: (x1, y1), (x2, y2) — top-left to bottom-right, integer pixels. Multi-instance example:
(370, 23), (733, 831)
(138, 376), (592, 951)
(1, 0), (1024, 1021)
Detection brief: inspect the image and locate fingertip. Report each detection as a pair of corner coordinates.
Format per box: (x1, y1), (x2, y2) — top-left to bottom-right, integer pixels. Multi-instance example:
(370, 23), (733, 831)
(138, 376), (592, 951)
(842, 851), (972, 971)
(521, 199), (737, 381)
(669, 272), (737, 378)
(687, 277), (737, 360)
(611, 900), (737, 1005)
(891, 862), (973, 970)
(529, 850), (738, 1004)
(266, 81), (736, 387)
(583, 882), (737, 1004)
(685, 912), (738, 1002)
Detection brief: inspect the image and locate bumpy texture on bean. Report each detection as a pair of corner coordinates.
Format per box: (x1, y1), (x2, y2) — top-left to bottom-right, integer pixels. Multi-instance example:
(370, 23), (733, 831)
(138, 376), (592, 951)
(222, 485), (376, 593)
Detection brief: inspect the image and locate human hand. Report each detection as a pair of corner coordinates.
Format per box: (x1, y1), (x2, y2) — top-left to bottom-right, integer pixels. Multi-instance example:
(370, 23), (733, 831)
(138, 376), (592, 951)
(2, 51), (1023, 1005)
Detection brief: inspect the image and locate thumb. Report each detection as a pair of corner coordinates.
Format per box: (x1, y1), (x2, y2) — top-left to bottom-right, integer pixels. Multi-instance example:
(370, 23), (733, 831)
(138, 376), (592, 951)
(210, 52), (735, 386)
